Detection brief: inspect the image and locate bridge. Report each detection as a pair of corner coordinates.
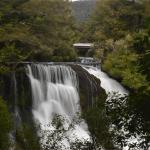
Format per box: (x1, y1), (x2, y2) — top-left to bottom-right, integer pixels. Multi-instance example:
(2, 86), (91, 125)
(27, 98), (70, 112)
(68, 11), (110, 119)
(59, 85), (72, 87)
(73, 43), (94, 49)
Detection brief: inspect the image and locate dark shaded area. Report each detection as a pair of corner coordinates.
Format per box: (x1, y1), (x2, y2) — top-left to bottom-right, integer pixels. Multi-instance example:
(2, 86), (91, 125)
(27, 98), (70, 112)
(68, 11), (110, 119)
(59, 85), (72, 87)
(0, 70), (32, 107)
(69, 64), (106, 109)
(75, 48), (89, 56)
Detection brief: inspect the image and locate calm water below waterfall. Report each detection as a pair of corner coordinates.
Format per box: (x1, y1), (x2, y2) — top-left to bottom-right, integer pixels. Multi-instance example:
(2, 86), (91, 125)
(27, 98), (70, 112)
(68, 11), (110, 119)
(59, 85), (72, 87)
(27, 64), (89, 148)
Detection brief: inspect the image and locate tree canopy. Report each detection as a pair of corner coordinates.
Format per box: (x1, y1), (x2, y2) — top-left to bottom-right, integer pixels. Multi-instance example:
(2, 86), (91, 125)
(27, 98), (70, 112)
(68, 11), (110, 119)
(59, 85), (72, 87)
(80, 0), (150, 44)
(0, 0), (78, 63)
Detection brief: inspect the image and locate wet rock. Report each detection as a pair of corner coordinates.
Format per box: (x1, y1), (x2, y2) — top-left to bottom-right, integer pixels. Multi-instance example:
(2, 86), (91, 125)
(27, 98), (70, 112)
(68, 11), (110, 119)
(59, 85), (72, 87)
(68, 64), (107, 109)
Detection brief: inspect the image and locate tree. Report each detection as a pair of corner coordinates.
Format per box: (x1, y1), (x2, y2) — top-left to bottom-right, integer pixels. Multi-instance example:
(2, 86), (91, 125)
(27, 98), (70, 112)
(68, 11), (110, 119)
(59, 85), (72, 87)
(0, 97), (14, 149)
(81, 0), (150, 44)
(0, 0), (78, 62)
(105, 17), (150, 149)
(12, 99), (118, 150)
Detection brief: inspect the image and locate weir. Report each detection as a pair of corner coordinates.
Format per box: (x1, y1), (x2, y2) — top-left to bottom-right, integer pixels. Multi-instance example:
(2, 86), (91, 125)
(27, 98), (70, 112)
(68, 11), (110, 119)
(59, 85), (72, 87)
(6, 58), (134, 149)
(11, 61), (101, 66)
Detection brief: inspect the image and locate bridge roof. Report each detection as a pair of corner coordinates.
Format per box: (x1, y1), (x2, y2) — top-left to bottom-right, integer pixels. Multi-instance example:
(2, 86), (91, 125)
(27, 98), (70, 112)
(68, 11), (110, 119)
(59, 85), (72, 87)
(73, 43), (94, 47)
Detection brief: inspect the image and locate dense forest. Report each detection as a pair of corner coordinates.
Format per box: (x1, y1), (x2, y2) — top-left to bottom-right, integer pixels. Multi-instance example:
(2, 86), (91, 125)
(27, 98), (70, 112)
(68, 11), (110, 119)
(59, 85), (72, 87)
(72, 0), (96, 23)
(0, 0), (80, 148)
(1, 0), (150, 149)
(80, 0), (150, 90)
(0, 0), (79, 64)
(79, 0), (150, 149)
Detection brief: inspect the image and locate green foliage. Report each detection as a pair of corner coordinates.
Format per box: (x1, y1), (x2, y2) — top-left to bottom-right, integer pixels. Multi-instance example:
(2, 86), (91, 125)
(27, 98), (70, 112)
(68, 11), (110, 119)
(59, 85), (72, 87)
(34, 17), (43, 25)
(0, 97), (14, 149)
(121, 68), (147, 89)
(6, 98), (117, 150)
(0, 43), (29, 75)
(16, 124), (41, 150)
(15, 113), (87, 150)
(102, 53), (147, 90)
(105, 17), (150, 149)
(82, 100), (118, 150)
(80, 0), (150, 43)
(101, 33), (148, 90)
(0, 0), (78, 62)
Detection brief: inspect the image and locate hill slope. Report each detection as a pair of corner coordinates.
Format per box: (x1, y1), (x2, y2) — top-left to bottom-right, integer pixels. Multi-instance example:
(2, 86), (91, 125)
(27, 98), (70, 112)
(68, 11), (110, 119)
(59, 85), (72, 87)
(72, 0), (96, 23)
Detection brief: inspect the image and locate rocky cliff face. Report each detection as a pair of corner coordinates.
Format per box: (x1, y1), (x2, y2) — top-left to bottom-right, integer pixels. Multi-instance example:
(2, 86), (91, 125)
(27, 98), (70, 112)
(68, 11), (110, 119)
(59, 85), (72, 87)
(68, 64), (107, 109)
(0, 70), (34, 128)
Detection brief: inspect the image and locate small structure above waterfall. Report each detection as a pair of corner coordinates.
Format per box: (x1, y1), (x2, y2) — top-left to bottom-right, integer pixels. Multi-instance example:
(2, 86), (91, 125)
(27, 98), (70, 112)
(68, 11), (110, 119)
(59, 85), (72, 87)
(76, 57), (94, 63)
(73, 43), (102, 56)
(73, 43), (94, 49)
(73, 43), (94, 56)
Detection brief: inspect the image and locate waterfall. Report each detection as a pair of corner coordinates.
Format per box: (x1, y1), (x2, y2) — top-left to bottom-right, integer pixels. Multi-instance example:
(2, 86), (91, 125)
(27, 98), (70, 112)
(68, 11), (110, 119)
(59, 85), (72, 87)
(27, 64), (89, 147)
(21, 72), (25, 107)
(82, 64), (142, 150)
(83, 65), (128, 94)
(11, 73), (18, 104)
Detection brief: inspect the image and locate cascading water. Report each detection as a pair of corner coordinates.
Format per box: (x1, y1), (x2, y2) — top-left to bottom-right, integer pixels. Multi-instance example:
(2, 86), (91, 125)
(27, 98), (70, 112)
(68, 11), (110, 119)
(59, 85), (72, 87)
(82, 64), (128, 94)
(82, 63), (140, 150)
(27, 64), (89, 147)
(11, 73), (18, 104)
(77, 57), (94, 63)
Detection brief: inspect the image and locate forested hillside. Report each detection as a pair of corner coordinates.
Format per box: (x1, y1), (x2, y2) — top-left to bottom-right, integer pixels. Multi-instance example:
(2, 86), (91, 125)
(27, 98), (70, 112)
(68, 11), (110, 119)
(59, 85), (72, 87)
(79, 0), (150, 148)
(72, 0), (96, 23)
(0, 0), (78, 63)
(80, 0), (150, 90)
(80, 0), (150, 43)
(2, 0), (150, 149)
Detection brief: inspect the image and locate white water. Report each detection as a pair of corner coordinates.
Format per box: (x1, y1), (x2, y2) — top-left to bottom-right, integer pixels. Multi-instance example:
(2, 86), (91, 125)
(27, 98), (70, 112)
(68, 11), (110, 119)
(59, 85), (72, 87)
(78, 57), (94, 63)
(82, 64), (142, 150)
(27, 64), (89, 148)
(83, 65), (128, 94)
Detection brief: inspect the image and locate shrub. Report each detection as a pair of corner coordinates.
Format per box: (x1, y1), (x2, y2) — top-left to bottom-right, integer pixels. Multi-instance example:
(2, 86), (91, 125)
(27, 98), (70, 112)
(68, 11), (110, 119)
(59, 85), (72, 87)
(0, 97), (14, 149)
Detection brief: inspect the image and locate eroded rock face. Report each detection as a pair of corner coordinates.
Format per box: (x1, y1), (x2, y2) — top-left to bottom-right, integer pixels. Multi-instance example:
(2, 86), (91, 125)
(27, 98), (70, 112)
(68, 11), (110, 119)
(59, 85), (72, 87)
(68, 65), (107, 109)
(0, 71), (32, 107)
(0, 71), (34, 128)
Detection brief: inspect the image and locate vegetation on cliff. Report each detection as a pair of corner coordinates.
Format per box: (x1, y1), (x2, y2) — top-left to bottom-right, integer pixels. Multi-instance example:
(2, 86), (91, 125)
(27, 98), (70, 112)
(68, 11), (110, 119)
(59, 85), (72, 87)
(0, 0), (80, 149)
(79, 0), (150, 90)
(1, 0), (150, 149)
(77, 0), (150, 149)
(106, 19), (150, 149)
(0, 97), (14, 149)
